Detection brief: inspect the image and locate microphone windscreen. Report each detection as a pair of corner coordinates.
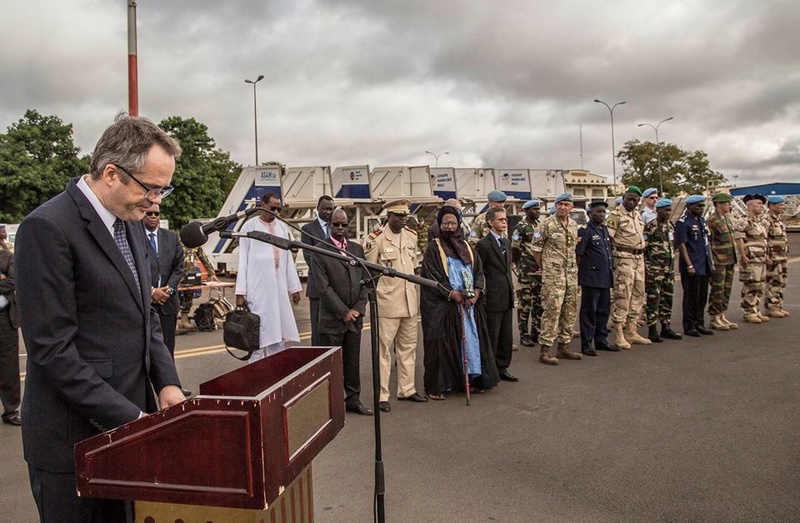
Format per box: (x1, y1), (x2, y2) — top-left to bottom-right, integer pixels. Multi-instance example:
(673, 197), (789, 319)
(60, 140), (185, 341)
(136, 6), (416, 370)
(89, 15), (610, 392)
(180, 221), (208, 248)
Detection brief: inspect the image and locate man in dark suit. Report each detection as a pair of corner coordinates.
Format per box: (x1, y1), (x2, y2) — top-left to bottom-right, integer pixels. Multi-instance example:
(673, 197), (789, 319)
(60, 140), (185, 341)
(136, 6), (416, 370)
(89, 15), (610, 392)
(309, 208), (372, 415)
(0, 247), (21, 426)
(476, 206), (518, 382)
(301, 195), (334, 346)
(15, 116), (186, 522)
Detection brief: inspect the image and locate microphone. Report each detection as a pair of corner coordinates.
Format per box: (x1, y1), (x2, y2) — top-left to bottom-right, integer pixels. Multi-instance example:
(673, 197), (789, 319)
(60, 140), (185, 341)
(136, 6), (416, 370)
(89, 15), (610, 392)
(180, 207), (262, 248)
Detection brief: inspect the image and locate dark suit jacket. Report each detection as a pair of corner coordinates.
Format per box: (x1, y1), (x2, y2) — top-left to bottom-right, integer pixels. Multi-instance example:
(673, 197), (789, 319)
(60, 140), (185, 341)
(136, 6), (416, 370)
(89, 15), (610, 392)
(576, 221), (613, 289)
(0, 249), (19, 328)
(309, 241), (368, 334)
(476, 233), (514, 312)
(15, 179), (181, 472)
(146, 227), (185, 316)
(301, 219), (328, 299)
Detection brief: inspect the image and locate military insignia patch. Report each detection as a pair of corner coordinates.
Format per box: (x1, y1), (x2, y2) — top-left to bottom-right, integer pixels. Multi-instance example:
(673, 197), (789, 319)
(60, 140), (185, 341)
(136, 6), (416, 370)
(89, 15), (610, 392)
(533, 231), (542, 239)
(512, 232), (520, 241)
(470, 230), (477, 237)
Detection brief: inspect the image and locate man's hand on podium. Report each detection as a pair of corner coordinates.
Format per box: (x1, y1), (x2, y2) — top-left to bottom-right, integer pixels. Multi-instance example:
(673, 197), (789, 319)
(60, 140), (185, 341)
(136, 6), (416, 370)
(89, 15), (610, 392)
(158, 385), (186, 410)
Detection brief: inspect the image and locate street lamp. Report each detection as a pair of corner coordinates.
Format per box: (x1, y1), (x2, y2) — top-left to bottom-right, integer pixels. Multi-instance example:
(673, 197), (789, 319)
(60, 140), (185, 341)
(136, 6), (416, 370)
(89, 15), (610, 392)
(245, 75), (265, 166)
(594, 99), (626, 195)
(637, 116), (673, 195)
(425, 150), (449, 168)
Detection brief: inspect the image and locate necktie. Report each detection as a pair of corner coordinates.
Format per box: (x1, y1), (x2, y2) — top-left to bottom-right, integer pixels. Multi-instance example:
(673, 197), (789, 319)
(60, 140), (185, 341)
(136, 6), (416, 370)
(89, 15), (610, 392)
(113, 219), (141, 289)
(498, 237), (506, 254)
(148, 232), (158, 256)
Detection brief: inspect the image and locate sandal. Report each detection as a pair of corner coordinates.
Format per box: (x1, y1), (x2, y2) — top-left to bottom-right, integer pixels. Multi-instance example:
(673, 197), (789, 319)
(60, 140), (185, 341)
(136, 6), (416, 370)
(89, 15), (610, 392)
(428, 393), (446, 401)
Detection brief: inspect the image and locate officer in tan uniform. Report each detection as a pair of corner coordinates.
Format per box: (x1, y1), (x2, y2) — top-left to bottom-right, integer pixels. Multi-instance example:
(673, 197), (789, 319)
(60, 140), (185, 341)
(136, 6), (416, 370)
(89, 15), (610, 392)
(763, 195), (790, 318)
(469, 190), (507, 245)
(364, 200), (428, 413)
(734, 194), (770, 324)
(606, 186), (651, 349)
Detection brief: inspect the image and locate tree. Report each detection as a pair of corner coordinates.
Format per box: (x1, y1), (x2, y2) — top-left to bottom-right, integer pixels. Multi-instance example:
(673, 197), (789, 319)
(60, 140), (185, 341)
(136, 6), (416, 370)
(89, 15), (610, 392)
(0, 110), (89, 222)
(157, 116), (242, 230)
(617, 139), (726, 196)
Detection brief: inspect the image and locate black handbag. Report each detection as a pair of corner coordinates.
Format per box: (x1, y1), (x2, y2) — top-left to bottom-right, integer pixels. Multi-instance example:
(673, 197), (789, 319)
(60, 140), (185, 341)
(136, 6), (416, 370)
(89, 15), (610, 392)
(223, 305), (260, 360)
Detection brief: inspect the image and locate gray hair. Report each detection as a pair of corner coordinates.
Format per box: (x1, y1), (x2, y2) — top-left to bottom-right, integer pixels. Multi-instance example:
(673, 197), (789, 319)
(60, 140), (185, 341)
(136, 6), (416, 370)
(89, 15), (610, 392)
(89, 114), (181, 180)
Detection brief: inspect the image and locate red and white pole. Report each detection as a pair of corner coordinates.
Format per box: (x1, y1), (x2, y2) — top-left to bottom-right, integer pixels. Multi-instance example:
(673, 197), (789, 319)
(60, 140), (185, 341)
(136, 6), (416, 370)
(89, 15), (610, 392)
(127, 1), (139, 116)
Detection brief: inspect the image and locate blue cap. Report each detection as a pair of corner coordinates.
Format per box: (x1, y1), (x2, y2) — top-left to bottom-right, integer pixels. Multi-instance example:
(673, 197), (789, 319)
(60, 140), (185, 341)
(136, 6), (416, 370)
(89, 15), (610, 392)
(554, 193), (572, 203)
(685, 195), (705, 205)
(522, 199), (540, 210)
(549, 205), (556, 214)
(655, 198), (672, 209)
(767, 195), (785, 204)
(643, 188), (658, 198)
(487, 190), (507, 203)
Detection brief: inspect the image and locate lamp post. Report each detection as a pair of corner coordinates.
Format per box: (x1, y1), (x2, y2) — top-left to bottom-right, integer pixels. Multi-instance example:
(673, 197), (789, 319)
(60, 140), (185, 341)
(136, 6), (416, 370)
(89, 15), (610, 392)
(245, 75), (265, 166)
(424, 150), (449, 168)
(637, 116), (673, 195)
(594, 99), (626, 195)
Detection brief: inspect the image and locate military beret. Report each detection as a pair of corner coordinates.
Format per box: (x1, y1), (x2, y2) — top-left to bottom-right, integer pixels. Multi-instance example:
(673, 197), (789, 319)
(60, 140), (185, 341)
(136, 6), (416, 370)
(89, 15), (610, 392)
(743, 194), (766, 204)
(549, 205), (556, 215)
(522, 199), (540, 210)
(383, 199), (411, 214)
(615, 197), (623, 205)
(685, 195), (705, 205)
(642, 188), (658, 198)
(588, 200), (608, 209)
(554, 193), (572, 203)
(487, 190), (507, 203)
(711, 193), (733, 203)
(655, 198), (673, 209)
(767, 195), (785, 204)
(626, 186), (643, 196)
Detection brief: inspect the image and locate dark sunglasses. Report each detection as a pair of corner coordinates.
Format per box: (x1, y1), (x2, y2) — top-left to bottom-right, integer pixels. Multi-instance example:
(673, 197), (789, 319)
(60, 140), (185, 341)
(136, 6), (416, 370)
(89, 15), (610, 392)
(331, 221), (348, 228)
(145, 211), (160, 217)
(269, 206), (282, 212)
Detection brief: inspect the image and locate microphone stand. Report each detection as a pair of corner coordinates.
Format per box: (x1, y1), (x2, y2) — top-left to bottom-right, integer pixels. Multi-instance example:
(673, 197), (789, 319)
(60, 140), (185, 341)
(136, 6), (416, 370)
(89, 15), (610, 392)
(220, 229), (437, 523)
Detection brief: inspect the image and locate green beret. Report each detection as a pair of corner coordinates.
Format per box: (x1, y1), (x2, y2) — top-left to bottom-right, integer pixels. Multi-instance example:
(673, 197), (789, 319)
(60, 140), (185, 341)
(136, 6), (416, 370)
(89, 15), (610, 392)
(711, 193), (733, 204)
(626, 186), (642, 196)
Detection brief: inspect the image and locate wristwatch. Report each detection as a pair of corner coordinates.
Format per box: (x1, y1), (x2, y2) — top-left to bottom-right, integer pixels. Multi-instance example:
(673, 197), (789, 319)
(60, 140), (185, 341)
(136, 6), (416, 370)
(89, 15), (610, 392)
(165, 287), (175, 296)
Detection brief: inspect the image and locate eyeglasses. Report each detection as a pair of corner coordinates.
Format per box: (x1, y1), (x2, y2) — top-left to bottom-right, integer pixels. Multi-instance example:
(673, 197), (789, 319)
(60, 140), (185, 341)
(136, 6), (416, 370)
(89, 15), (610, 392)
(648, 196), (658, 200)
(113, 164), (174, 200)
(145, 211), (160, 217)
(331, 221), (348, 228)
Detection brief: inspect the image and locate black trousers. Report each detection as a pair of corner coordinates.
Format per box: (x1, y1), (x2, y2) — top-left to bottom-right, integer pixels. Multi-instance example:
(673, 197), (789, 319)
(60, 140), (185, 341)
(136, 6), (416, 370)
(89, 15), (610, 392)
(319, 330), (362, 407)
(486, 309), (513, 372)
(156, 310), (177, 358)
(0, 308), (20, 417)
(28, 465), (131, 522)
(681, 273), (709, 331)
(309, 298), (320, 346)
(579, 285), (611, 351)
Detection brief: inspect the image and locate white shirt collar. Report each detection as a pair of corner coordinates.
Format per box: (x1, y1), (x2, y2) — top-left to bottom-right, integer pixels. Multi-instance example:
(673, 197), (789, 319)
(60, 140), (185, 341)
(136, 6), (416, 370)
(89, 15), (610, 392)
(76, 175), (117, 237)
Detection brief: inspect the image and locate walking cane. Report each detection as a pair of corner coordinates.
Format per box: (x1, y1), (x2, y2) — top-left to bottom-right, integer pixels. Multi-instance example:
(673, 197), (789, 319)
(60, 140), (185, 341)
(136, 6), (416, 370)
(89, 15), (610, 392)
(460, 303), (471, 407)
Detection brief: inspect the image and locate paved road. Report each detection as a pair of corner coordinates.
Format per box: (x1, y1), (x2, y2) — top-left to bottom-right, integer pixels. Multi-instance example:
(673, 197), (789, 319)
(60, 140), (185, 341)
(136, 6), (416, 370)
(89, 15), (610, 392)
(3, 242), (800, 522)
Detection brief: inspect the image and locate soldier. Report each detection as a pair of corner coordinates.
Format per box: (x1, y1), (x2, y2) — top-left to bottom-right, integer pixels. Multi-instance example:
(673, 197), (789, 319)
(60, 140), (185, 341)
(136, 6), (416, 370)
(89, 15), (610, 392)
(675, 195), (714, 337)
(511, 199), (542, 347)
(531, 193), (582, 365)
(734, 194), (770, 324)
(706, 193), (739, 330)
(641, 188), (659, 225)
(643, 199), (682, 342)
(763, 195), (790, 318)
(365, 200), (428, 412)
(469, 190), (507, 245)
(178, 245), (218, 329)
(606, 186), (650, 350)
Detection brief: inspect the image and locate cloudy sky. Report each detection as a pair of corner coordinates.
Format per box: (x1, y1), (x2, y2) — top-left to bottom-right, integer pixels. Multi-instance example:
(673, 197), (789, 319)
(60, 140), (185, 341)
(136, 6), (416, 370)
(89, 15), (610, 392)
(2, 0), (798, 186)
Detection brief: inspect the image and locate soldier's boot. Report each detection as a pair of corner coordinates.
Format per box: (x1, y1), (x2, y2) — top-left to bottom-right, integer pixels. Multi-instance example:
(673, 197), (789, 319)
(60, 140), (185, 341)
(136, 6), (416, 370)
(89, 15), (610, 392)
(764, 309), (787, 318)
(756, 312), (771, 322)
(742, 313), (762, 324)
(720, 313), (738, 329)
(178, 311), (193, 330)
(556, 343), (582, 360)
(648, 324), (663, 343)
(539, 346), (559, 365)
(709, 314), (730, 331)
(660, 323), (683, 340)
(780, 309), (791, 317)
(625, 322), (652, 345)
(614, 325), (632, 350)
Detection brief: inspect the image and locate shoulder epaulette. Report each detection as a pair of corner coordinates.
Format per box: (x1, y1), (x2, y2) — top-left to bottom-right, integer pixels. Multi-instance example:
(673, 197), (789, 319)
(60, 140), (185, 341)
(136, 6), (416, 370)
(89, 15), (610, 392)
(579, 224), (588, 230)
(404, 226), (417, 235)
(369, 229), (383, 239)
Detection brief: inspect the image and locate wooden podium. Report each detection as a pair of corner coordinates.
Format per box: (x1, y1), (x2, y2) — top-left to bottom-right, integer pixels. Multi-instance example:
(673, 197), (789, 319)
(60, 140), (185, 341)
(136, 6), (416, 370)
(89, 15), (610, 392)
(75, 347), (345, 522)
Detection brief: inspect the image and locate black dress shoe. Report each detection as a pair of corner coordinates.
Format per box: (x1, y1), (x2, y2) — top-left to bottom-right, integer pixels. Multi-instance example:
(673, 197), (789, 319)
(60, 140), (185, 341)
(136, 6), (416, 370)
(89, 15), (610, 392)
(346, 403), (374, 416)
(379, 401), (391, 412)
(499, 370), (519, 382)
(596, 343), (620, 352)
(2, 413), (21, 426)
(685, 329), (701, 337)
(582, 349), (598, 357)
(398, 392), (428, 403)
(519, 334), (536, 347)
(696, 325), (714, 335)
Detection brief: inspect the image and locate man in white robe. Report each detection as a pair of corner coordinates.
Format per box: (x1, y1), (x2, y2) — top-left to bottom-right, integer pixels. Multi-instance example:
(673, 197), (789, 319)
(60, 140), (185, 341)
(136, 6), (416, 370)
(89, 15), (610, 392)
(235, 193), (302, 362)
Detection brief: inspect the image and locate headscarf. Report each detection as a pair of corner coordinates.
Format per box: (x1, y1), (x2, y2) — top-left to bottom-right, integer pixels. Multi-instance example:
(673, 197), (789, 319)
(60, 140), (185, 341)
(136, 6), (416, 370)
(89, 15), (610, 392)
(436, 205), (472, 265)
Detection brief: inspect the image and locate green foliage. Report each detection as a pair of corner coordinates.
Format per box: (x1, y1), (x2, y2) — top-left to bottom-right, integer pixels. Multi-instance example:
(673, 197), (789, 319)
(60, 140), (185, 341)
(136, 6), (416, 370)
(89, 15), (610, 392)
(0, 110), (89, 222)
(157, 116), (242, 230)
(617, 139), (726, 196)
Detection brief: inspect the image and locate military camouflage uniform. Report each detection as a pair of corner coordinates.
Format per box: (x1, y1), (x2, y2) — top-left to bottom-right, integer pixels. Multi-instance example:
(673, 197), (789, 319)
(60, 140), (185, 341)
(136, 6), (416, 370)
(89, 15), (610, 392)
(179, 246), (215, 314)
(469, 212), (491, 245)
(643, 218), (675, 326)
(763, 211), (789, 313)
(531, 215), (579, 347)
(734, 215), (768, 316)
(606, 206), (646, 327)
(511, 217), (542, 341)
(706, 210), (737, 315)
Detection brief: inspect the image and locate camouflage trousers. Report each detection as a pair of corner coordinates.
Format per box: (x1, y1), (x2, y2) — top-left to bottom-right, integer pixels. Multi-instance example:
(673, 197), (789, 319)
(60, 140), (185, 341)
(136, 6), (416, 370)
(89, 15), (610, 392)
(538, 270), (578, 347)
(612, 256), (646, 327)
(644, 266), (674, 326)
(707, 263), (735, 315)
(764, 259), (788, 312)
(179, 290), (194, 314)
(739, 262), (766, 315)
(516, 276), (543, 338)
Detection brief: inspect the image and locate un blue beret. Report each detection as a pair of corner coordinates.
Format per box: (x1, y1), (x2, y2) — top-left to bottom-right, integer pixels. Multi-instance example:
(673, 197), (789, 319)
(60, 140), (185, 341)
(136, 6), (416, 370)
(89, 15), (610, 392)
(549, 205), (556, 214)
(554, 193), (572, 203)
(767, 195), (785, 204)
(655, 198), (672, 209)
(522, 199), (540, 210)
(642, 188), (658, 198)
(615, 197), (623, 205)
(685, 195), (705, 205)
(487, 190), (507, 203)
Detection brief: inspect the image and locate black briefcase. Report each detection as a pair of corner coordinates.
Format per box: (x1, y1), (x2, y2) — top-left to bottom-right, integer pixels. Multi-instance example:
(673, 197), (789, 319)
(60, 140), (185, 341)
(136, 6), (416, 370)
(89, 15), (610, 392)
(223, 305), (260, 360)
